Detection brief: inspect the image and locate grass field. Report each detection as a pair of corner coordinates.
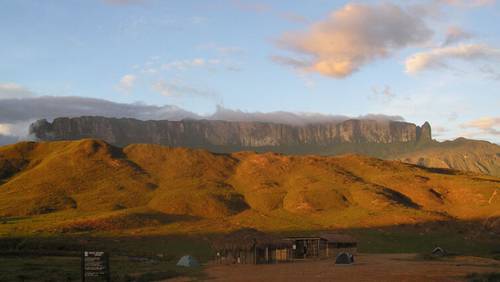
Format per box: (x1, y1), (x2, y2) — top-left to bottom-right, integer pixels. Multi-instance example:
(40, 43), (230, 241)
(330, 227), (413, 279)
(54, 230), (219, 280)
(0, 140), (498, 280)
(350, 227), (500, 256)
(0, 219), (499, 281)
(0, 235), (212, 281)
(0, 255), (204, 282)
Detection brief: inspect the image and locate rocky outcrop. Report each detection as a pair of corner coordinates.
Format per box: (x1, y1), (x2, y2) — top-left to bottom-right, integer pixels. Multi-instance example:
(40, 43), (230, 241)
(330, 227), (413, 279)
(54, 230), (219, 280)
(416, 122), (432, 144)
(398, 137), (500, 177)
(20, 117), (500, 179)
(30, 117), (432, 150)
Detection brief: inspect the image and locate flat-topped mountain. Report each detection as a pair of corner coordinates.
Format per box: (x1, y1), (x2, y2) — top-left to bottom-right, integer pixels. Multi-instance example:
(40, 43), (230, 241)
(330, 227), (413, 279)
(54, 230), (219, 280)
(30, 116), (432, 150)
(29, 117), (500, 177)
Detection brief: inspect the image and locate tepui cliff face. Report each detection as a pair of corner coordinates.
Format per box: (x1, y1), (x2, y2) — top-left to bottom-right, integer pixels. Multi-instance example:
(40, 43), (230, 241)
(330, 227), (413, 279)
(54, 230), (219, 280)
(22, 117), (500, 177)
(29, 116), (432, 150)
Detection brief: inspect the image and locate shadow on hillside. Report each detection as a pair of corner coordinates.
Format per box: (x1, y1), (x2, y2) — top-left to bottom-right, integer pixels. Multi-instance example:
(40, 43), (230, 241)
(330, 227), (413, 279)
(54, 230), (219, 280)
(0, 218), (498, 282)
(0, 217), (498, 259)
(54, 212), (201, 233)
(0, 216), (31, 224)
(415, 165), (460, 175)
(373, 185), (422, 209)
(472, 177), (500, 183)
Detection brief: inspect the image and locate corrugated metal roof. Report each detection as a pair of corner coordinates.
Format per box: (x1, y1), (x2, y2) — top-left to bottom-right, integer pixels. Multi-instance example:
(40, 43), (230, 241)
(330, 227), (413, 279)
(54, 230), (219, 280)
(319, 233), (357, 243)
(212, 228), (293, 250)
(285, 233), (357, 243)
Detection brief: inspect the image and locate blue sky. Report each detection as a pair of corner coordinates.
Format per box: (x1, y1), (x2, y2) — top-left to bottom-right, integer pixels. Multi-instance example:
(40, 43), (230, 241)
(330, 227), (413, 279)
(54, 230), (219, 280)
(0, 0), (499, 142)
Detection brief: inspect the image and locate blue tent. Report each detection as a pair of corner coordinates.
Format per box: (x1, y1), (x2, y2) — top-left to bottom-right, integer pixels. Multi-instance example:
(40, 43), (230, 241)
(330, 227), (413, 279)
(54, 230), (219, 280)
(177, 255), (200, 267)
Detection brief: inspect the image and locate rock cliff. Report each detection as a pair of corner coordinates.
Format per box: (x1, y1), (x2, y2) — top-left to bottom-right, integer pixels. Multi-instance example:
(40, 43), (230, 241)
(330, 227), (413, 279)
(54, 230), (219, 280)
(398, 137), (500, 177)
(30, 116), (432, 150)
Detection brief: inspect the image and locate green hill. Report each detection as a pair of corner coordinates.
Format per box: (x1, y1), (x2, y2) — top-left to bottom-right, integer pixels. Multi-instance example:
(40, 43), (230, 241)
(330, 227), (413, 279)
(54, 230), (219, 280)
(0, 139), (498, 236)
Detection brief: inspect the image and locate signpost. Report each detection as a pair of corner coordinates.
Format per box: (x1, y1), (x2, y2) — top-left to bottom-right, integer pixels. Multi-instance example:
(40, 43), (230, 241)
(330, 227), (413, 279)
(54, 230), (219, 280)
(81, 251), (110, 282)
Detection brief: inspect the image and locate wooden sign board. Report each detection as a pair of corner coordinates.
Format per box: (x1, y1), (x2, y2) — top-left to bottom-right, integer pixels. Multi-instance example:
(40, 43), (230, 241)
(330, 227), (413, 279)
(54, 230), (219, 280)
(81, 251), (110, 282)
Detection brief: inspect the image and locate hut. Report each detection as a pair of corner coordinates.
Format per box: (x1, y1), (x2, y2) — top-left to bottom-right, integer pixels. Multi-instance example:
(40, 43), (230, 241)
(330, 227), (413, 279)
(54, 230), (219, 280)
(285, 233), (357, 260)
(212, 228), (293, 264)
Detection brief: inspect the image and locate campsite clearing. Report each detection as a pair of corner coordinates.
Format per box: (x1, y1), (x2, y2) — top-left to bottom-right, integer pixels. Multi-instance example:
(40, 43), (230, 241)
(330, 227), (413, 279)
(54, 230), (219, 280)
(165, 253), (500, 282)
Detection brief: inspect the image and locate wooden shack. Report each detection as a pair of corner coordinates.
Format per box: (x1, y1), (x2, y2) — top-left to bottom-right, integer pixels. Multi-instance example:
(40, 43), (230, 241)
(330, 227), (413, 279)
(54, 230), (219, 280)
(213, 228), (293, 264)
(285, 233), (357, 260)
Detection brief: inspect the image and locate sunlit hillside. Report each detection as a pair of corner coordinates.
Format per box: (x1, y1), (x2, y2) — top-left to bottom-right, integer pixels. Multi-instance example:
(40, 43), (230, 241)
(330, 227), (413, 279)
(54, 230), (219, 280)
(0, 139), (498, 236)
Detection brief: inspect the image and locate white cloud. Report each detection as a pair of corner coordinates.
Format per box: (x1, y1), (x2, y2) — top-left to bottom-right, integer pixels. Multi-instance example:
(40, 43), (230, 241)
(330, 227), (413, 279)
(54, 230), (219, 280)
(0, 96), (201, 124)
(137, 56), (236, 76)
(464, 117), (500, 129)
(442, 26), (473, 46)
(0, 120), (37, 145)
(210, 106), (404, 125)
(405, 44), (500, 74)
(271, 55), (310, 69)
(152, 80), (216, 99)
(440, 0), (496, 7)
(370, 85), (396, 102)
(0, 124), (12, 135)
(117, 74), (136, 93)
(0, 83), (34, 99)
(432, 126), (449, 136)
(197, 43), (244, 55)
(141, 67), (158, 75)
(479, 64), (500, 80)
(448, 112), (459, 121)
(0, 96), (419, 145)
(461, 117), (500, 135)
(190, 16), (207, 25)
(275, 3), (432, 78)
(161, 58), (221, 71)
(0, 96), (404, 127)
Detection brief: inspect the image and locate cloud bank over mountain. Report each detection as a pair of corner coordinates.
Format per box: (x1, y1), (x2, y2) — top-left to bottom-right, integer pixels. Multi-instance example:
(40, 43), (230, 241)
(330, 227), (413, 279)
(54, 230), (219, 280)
(0, 83), (35, 99)
(0, 96), (405, 144)
(0, 96), (200, 124)
(210, 106), (404, 126)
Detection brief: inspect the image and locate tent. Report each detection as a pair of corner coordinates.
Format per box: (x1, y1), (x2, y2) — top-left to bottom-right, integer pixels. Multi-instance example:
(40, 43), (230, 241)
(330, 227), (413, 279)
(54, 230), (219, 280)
(431, 247), (447, 257)
(335, 252), (354, 264)
(176, 255), (200, 267)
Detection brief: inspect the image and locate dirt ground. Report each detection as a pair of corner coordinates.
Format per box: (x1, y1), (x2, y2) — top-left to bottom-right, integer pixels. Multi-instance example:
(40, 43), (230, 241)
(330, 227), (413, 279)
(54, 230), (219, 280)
(166, 253), (500, 282)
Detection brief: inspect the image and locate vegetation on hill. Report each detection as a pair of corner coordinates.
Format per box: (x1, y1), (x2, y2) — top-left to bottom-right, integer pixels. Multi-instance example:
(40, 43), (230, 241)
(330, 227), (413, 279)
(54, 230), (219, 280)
(0, 139), (498, 280)
(397, 138), (500, 177)
(0, 139), (498, 236)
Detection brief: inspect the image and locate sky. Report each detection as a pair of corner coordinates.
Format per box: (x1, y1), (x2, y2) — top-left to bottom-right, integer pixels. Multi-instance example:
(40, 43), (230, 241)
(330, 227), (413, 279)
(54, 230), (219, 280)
(0, 0), (499, 143)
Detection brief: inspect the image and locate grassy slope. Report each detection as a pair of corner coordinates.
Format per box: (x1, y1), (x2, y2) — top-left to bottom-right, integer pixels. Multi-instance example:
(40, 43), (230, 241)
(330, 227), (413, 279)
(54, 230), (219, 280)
(396, 138), (500, 177)
(204, 138), (500, 178)
(0, 139), (498, 235)
(0, 140), (154, 216)
(0, 139), (499, 280)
